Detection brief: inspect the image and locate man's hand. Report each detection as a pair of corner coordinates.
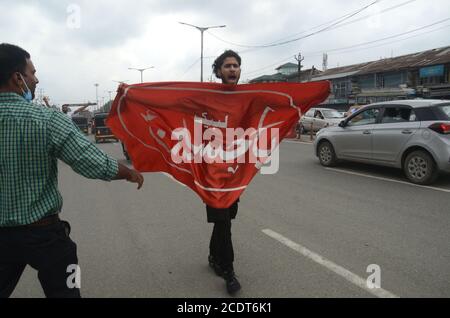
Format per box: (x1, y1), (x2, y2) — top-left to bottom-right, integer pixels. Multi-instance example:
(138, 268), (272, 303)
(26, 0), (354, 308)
(115, 163), (144, 189)
(43, 96), (51, 107)
(126, 169), (144, 190)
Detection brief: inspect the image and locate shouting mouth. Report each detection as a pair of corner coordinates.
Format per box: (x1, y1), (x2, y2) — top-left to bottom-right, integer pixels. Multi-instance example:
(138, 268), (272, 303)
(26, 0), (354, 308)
(226, 75), (238, 83)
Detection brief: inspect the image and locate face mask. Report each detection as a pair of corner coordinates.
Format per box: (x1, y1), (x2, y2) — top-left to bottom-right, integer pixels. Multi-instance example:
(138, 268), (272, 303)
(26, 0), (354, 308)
(18, 73), (33, 102)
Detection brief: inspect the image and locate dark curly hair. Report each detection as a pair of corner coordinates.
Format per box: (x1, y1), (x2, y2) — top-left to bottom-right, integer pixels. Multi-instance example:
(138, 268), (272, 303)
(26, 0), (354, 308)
(0, 43), (30, 87)
(212, 50), (241, 79)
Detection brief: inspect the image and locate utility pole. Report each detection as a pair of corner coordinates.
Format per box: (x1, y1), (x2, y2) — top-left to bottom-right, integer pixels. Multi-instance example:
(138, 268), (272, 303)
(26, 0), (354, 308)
(106, 90), (114, 102)
(323, 53), (328, 72)
(295, 53), (304, 82)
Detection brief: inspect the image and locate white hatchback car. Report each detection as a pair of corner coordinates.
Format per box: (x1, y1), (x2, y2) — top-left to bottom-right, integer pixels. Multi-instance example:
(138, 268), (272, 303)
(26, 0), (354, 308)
(314, 100), (450, 185)
(299, 108), (345, 133)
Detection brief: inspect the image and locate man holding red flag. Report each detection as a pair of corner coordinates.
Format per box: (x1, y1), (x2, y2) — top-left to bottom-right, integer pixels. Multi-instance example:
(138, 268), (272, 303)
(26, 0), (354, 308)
(206, 50), (243, 295)
(107, 50), (330, 296)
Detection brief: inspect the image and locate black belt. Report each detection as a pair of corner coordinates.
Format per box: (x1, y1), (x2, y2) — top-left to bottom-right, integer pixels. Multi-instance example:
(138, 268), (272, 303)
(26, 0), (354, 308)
(27, 214), (60, 227)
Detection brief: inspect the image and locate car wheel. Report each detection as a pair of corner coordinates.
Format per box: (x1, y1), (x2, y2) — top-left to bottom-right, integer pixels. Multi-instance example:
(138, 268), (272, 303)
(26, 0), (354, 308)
(404, 150), (439, 185)
(318, 141), (337, 167)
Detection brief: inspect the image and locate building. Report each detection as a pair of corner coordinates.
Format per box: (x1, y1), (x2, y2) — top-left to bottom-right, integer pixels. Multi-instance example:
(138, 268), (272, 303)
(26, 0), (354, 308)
(314, 46), (450, 110)
(250, 62), (322, 83)
(250, 45), (450, 111)
(276, 62), (298, 76)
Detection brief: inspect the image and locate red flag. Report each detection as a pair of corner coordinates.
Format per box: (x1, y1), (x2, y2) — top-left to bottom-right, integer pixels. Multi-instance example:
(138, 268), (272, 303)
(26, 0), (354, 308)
(107, 81), (329, 208)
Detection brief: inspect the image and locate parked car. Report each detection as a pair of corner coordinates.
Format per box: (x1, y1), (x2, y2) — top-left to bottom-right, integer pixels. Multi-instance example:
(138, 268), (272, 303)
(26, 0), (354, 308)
(299, 108), (345, 134)
(314, 100), (450, 185)
(92, 112), (118, 143)
(71, 115), (89, 135)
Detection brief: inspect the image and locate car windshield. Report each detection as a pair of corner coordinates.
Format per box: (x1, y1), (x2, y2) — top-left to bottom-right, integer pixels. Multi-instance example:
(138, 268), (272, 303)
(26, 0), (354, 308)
(322, 110), (344, 118)
(94, 116), (107, 127)
(436, 104), (450, 120)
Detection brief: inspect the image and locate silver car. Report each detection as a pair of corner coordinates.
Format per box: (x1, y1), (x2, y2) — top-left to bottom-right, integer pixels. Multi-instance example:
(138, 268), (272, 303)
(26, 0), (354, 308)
(300, 108), (345, 133)
(314, 100), (450, 185)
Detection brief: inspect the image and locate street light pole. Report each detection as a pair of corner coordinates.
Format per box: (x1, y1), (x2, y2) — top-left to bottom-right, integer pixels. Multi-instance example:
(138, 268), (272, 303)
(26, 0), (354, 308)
(179, 22), (226, 82)
(106, 90), (113, 102)
(94, 83), (99, 111)
(128, 67), (154, 83)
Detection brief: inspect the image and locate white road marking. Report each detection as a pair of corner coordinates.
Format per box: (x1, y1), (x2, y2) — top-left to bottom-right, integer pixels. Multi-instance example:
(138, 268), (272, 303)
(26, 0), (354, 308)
(325, 168), (450, 193)
(262, 229), (399, 298)
(283, 140), (314, 145)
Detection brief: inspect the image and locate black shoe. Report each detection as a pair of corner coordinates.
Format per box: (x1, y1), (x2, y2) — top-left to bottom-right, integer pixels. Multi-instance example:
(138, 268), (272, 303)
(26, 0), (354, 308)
(223, 270), (241, 295)
(208, 255), (224, 277)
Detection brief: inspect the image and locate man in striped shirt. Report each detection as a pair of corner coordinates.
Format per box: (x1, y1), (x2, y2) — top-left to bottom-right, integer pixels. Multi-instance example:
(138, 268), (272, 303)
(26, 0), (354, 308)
(0, 43), (144, 298)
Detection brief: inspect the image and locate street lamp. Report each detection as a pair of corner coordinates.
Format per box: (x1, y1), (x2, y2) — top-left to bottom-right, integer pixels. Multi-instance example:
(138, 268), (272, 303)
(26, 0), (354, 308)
(94, 83), (99, 111)
(112, 80), (129, 84)
(128, 67), (154, 83)
(179, 22), (226, 82)
(105, 90), (114, 102)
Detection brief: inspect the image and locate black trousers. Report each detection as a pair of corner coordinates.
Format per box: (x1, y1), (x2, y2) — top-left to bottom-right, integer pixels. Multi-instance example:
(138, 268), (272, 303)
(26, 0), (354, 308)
(0, 220), (80, 298)
(206, 201), (239, 272)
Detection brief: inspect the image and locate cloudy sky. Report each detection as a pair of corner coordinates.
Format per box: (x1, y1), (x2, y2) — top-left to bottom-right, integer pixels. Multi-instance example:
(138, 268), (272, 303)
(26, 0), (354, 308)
(1, 0), (449, 107)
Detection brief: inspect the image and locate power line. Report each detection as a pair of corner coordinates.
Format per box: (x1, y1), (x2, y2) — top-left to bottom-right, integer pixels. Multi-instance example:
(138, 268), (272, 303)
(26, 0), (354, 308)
(262, 0), (417, 46)
(295, 24), (450, 63)
(322, 17), (450, 53)
(265, 1), (386, 45)
(326, 24), (450, 57)
(242, 18), (450, 77)
(208, 0), (381, 49)
(243, 20), (450, 78)
(209, 0), (418, 50)
(319, 0), (418, 32)
(180, 57), (201, 79)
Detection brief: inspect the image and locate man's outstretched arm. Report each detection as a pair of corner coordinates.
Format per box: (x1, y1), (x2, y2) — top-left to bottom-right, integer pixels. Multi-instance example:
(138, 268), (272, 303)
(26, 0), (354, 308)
(73, 104), (91, 114)
(48, 110), (144, 189)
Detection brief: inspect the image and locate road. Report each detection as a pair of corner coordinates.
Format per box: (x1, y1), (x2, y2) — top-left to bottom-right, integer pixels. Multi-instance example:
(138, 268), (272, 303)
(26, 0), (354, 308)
(11, 137), (450, 298)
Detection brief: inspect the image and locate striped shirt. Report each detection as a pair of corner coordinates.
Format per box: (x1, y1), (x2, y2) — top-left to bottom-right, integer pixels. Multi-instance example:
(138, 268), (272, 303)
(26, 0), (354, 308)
(0, 92), (119, 227)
